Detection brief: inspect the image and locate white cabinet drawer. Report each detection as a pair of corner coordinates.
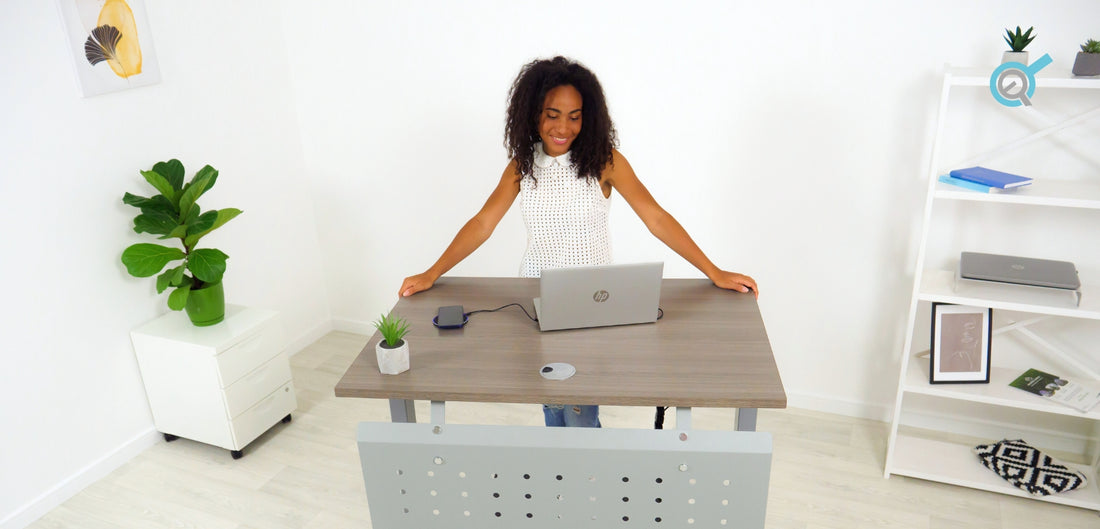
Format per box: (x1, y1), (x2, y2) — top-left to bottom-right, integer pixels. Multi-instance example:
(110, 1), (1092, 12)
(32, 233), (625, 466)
(230, 381), (297, 449)
(223, 352), (292, 419)
(216, 323), (284, 387)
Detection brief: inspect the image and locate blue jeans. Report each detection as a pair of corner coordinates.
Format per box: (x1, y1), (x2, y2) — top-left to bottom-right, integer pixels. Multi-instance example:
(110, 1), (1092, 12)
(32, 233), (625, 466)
(543, 404), (601, 427)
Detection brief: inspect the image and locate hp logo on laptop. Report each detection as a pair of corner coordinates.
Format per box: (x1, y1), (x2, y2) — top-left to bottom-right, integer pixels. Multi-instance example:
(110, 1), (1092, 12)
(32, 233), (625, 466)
(593, 290), (610, 303)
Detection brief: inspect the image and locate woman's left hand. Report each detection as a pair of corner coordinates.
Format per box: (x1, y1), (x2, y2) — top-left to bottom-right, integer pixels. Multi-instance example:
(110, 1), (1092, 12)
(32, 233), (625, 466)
(709, 270), (758, 299)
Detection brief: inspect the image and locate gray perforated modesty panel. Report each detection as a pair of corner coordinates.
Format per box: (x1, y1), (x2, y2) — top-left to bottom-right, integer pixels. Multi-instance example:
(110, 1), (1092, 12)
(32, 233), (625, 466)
(357, 422), (772, 528)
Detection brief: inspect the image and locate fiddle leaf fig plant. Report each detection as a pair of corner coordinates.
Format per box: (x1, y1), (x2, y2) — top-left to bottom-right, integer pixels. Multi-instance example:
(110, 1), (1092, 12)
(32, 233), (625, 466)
(120, 159), (242, 311)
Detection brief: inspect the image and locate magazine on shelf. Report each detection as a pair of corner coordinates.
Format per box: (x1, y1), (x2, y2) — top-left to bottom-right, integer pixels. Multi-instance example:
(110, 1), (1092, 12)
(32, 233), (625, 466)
(938, 174), (1001, 193)
(948, 166), (1032, 189)
(1009, 368), (1100, 412)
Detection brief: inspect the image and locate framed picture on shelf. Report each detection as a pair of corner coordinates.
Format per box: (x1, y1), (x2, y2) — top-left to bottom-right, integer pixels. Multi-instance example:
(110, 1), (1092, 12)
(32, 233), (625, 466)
(930, 303), (992, 384)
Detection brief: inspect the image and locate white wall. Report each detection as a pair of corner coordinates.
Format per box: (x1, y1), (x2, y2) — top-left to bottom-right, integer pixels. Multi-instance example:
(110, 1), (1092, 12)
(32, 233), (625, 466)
(285, 0), (1100, 418)
(0, 1), (330, 527)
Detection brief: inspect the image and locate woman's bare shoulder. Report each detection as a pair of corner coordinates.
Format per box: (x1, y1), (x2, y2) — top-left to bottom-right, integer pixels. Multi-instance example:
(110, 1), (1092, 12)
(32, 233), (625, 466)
(603, 149), (636, 184)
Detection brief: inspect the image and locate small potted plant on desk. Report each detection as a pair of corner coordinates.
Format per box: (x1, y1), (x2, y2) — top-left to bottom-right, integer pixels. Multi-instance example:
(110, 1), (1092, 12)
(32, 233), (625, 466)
(374, 312), (411, 375)
(1072, 39), (1100, 77)
(1003, 26), (1035, 64)
(120, 159), (241, 326)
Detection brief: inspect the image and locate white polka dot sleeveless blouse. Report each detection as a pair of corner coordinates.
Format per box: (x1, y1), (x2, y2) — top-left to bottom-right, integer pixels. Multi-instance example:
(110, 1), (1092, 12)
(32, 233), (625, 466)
(519, 144), (612, 278)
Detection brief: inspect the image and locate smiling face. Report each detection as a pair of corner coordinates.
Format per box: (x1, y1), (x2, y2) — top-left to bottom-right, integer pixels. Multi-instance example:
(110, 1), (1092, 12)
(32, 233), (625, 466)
(538, 84), (583, 157)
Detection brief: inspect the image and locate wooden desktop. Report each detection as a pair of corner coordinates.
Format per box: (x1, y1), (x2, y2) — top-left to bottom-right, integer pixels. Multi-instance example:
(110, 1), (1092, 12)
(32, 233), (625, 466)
(335, 277), (785, 430)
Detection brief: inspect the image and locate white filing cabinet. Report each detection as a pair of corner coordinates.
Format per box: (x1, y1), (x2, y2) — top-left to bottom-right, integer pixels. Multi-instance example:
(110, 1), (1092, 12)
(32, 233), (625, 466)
(130, 304), (297, 459)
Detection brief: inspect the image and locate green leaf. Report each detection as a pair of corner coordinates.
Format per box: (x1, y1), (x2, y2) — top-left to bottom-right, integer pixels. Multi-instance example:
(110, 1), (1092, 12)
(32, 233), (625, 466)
(121, 243), (185, 277)
(152, 159), (185, 192)
(141, 170), (177, 205)
(177, 165), (219, 221)
(157, 265), (188, 293)
(187, 248), (228, 283)
(133, 209), (179, 236)
(194, 164), (219, 191)
(182, 203), (200, 225)
(167, 285), (190, 311)
(163, 224), (189, 240)
(123, 193), (177, 215)
(184, 208), (242, 248)
(186, 210), (219, 238)
(170, 265), (188, 286)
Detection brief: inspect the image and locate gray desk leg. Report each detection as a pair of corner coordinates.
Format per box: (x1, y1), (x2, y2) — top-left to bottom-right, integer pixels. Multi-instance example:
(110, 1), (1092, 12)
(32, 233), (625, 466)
(430, 401), (446, 424)
(675, 407), (692, 430)
(389, 399), (416, 423)
(735, 408), (757, 431)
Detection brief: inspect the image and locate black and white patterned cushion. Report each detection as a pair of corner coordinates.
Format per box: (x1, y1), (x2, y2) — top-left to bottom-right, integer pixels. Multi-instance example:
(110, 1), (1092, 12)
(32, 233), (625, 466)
(974, 439), (1087, 496)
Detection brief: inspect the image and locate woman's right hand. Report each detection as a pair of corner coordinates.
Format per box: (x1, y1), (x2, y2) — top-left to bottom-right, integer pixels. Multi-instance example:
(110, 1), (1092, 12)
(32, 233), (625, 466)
(399, 272), (437, 297)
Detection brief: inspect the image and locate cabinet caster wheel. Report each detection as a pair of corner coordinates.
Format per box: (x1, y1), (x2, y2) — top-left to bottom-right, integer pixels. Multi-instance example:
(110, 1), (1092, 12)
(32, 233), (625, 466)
(282, 414), (292, 424)
(231, 450), (243, 460)
(163, 433), (179, 442)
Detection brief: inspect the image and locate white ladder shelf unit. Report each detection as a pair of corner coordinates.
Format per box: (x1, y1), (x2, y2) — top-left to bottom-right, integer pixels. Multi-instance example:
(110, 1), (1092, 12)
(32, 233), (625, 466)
(884, 66), (1100, 511)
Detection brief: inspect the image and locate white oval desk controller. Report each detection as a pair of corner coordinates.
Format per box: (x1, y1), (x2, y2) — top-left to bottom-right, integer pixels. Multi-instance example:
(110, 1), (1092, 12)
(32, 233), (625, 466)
(539, 363), (576, 380)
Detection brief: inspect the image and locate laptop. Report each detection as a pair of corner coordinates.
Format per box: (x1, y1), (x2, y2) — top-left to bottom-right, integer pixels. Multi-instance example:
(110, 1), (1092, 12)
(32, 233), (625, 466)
(959, 252), (1081, 290)
(533, 262), (663, 331)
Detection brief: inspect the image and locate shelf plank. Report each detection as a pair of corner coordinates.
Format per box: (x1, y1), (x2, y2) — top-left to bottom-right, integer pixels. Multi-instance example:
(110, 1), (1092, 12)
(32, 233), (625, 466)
(918, 269), (1100, 320)
(946, 67), (1100, 89)
(903, 358), (1100, 420)
(934, 180), (1100, 209)
(889, 433), (1100, 510)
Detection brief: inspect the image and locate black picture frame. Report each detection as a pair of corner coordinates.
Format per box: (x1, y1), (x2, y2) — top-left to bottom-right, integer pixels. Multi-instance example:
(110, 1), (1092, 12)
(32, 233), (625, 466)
(930, 303), (992, 384)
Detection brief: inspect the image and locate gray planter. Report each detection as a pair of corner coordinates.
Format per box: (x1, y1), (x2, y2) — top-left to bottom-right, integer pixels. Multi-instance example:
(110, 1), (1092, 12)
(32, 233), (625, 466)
(1002, 51), (1028, 64)
(1072, 52), (1100, 76)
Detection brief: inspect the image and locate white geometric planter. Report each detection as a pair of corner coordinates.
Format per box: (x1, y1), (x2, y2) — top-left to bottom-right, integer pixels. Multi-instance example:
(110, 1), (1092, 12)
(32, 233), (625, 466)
(376, 339), (410, 375)
(1002, 51), (1029, 64)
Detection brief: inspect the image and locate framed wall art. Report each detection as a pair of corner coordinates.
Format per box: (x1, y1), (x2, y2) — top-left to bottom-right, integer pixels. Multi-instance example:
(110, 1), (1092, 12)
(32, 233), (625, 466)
(930, 303), (992, 384)
(56, 0), (161, 97)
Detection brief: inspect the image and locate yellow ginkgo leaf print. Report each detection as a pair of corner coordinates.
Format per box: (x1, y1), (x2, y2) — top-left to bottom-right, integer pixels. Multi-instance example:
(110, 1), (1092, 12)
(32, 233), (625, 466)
(82, 0), (143, 78)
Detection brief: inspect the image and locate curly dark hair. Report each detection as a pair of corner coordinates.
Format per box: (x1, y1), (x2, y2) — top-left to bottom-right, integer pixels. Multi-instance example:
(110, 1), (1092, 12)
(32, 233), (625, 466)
(505, 56), (618, 180)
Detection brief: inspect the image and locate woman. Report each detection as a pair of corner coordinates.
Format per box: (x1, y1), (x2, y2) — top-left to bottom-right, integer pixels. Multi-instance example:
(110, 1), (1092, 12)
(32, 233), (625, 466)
(399, 56), (757, 427)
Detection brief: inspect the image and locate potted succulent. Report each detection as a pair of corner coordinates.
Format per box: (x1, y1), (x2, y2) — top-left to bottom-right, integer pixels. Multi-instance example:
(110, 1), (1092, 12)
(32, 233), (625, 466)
(1002, 26), (1035, 64)
(120, 159), (242, 326)
(373, 312), (411, 375)
(1072, 39), (1100, 77)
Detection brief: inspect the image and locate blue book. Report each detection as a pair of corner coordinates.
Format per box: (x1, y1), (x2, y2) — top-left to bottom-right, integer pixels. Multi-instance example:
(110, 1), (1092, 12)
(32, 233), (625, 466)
(949, 166), (1032, 189)
(938, 174), (994, 193)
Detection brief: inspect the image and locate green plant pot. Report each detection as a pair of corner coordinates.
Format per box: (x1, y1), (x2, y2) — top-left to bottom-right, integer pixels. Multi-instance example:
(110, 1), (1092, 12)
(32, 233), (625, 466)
(185, 281), (225, 327)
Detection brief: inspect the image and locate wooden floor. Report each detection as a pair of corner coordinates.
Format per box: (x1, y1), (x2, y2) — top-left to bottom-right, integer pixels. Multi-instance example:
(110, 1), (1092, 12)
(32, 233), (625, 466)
(29, 331), (1100, 529)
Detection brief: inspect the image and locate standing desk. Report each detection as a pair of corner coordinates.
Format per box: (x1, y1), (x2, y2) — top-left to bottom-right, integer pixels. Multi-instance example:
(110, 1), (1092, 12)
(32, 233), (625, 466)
(335, 277), (786, 427)
(335, 277), (786, 528)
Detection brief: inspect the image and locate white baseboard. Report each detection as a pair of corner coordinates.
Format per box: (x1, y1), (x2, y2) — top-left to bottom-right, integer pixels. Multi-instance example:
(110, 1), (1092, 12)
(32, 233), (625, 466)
(285, 318), (335, 356)
(0, 427), (160, 529)
(782, 390), (893, 423)
(332, 317), (375, 336)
